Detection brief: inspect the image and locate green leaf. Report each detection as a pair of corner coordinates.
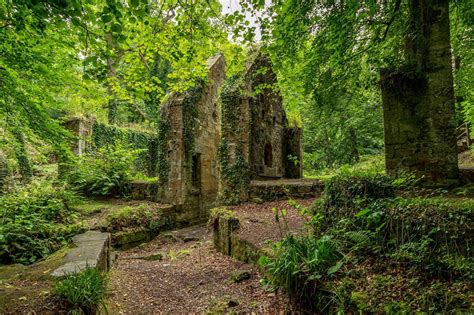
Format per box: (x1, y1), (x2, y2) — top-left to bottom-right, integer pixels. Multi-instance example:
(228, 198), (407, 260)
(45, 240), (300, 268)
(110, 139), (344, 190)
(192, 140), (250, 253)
(101, 14), (113, 24)
(355, 208), (370, 218)
(111, 23), (122, 33)
(327, 261), (343, 275)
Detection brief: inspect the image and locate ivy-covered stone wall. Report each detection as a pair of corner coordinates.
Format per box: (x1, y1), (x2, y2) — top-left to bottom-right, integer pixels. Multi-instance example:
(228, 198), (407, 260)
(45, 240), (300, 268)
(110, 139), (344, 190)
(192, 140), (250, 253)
(64, 117), (159, 177)
(158, 54), (226, 224)
(91, 122), (159, 177)
(218, 51), (303, 204)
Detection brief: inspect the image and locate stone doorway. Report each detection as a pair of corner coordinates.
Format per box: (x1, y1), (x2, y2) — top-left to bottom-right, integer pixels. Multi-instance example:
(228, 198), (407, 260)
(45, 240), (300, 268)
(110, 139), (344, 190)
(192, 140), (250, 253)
(264, 143), (273, 167)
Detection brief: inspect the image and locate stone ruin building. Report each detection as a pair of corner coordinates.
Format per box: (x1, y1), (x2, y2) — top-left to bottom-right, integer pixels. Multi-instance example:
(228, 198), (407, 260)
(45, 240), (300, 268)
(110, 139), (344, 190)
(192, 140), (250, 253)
(158, 52), (303, 222)
(62, 51), (316, 225)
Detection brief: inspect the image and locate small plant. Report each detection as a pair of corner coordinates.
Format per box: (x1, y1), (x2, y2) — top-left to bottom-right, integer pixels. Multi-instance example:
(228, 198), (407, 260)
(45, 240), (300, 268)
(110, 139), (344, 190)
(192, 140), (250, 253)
(54, 268), (107, 315)
(259, 235), (343, 309)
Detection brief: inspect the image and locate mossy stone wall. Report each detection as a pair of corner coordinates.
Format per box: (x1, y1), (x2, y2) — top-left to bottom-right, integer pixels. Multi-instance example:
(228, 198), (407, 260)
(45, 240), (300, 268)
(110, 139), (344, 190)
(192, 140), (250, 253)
(381, 0), (458, 181)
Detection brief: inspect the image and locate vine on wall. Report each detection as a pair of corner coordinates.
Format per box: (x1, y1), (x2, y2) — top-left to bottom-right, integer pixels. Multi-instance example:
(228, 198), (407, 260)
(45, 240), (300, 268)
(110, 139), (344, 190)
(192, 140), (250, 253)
(182, 79), (205, 157)
(218, 74), (251, 204)
(221, 74), (244, 132)
(218, 138), (250, 205)
(157, 112), (171, 183)
(91, 122), (158, 177)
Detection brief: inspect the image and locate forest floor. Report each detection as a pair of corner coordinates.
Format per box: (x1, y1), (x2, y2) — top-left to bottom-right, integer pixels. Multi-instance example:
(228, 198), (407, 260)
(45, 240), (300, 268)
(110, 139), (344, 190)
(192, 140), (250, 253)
(107, 198), (314, 313)
(107, 224), (291, 314)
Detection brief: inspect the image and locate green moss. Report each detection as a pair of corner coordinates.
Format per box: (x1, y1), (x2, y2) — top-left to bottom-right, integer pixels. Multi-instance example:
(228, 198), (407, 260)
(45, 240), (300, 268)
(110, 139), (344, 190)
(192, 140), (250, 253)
(209, 207), (236, 221)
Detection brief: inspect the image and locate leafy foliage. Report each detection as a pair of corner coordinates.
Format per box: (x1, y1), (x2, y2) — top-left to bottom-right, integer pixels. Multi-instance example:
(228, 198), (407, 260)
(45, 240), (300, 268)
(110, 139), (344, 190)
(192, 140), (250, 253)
(91, 121), (158, 177)
(66, 144), (139, 197)
(0, 181), (81, 265)
(319, 173), (396, 211)
(259, 235), (342, 306)
(54, 268), (107, 315)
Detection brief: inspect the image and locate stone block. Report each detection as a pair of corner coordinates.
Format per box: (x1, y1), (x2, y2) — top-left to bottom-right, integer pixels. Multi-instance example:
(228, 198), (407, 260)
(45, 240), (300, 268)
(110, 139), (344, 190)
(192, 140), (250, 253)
(51, 231), (110, 277)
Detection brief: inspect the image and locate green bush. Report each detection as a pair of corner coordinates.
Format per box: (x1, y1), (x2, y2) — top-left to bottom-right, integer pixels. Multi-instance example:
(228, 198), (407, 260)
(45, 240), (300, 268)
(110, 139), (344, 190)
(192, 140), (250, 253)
(55, 267), (107, 314)
(66, 144), (140, 197)
(0, 181), (81, 264)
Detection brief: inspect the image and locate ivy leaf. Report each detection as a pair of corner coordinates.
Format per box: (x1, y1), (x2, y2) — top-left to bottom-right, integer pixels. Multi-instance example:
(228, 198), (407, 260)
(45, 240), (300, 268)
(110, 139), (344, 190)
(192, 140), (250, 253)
(101, 14), (113, 24)
(111, 23), (122, 33)
(355, 208), (370, 218)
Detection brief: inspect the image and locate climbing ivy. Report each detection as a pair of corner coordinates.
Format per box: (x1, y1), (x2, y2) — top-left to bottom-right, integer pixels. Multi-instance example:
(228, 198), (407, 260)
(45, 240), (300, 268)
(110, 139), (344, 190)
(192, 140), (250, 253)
(218, 138), (250, 205)
(182, 79), (205, 158)
(157, 112), (171, 183)
(221, 74), (245, 132)
(218, 73), (252, 204)
(91, 122), (158, 177)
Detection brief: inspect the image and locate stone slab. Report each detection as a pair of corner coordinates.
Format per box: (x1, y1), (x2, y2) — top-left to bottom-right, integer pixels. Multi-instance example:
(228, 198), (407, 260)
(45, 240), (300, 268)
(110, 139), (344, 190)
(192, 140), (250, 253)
(51, 231), (110, 277)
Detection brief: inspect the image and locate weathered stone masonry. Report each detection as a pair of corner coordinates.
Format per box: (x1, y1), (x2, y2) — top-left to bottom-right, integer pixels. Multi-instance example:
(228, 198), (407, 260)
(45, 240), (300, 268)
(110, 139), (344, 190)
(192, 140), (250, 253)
(159, 51), (303, 220)
(381, 0), (458, 181)
(158, 55), (225, 223)
(218, 52), (303, 204)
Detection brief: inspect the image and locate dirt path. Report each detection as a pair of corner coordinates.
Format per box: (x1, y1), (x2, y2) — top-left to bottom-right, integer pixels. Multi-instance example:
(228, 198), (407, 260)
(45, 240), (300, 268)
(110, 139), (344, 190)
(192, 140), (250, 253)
(107, 225), (291, 314)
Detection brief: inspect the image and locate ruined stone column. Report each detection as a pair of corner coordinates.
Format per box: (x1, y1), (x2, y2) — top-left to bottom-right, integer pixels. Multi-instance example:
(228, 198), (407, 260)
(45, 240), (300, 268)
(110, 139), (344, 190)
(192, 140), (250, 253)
(63, 117), (94, 156)
(381, 0), (458, 181)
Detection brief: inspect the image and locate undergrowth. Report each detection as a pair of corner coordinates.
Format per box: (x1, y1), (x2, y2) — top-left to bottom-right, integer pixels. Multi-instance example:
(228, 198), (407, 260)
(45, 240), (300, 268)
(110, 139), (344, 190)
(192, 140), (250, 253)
(260, 173), (474, 312)
(54, 268), (107, 315)
(0, 180), (82, 265)
(65, 144), (140, 197)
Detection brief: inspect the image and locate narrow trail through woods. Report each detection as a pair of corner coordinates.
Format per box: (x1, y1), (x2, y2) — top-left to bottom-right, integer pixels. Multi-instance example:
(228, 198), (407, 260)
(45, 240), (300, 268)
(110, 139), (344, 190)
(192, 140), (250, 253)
(107, 225), (290, 313)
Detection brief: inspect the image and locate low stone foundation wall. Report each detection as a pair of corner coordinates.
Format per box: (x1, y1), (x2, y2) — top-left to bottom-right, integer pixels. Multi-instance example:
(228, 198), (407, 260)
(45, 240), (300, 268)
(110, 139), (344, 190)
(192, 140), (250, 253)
(127, 180), (159, 201)
(249, 179), (324, 202)
(211, 208), (263, 264)
(460, 167), (474, 183)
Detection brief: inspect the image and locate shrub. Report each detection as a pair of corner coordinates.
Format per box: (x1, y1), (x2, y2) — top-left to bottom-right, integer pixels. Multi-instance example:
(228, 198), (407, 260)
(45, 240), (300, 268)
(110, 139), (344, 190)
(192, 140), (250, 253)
(312, 173), (396, 223)
(0, 181), (81, 264)
(66, 144), (140, 197)
(54, 267), (107, 314)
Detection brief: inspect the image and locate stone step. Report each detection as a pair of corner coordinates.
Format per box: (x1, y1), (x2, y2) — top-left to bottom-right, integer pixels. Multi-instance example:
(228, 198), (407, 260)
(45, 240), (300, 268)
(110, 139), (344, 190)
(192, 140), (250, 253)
(51, 231), (111, 277)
